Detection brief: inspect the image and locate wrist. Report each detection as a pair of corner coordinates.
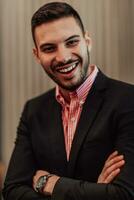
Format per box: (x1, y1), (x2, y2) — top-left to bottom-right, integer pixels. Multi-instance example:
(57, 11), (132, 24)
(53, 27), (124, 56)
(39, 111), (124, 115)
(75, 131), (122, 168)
(43, 175), (60, 196)
(35, 173), (54, 194)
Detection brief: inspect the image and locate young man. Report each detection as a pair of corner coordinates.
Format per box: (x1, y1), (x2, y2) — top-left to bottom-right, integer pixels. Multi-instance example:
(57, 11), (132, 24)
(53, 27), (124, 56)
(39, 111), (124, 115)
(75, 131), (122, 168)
(3, 2), (134, 200)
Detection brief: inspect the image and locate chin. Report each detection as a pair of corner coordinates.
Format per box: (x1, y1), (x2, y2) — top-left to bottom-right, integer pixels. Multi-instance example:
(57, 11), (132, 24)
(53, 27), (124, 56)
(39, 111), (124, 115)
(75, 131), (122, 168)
(60, 80), (84, 91)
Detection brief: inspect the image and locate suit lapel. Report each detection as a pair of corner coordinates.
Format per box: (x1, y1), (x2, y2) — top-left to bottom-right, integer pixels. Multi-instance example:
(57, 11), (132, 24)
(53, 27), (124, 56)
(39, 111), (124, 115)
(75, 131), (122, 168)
(46, 95), (68, 175)
(67, 71), (108, 176)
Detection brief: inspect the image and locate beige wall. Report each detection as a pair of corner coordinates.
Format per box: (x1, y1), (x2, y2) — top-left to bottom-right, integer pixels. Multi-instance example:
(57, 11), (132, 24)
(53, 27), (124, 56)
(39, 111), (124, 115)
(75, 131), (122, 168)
(1, 0), (134, 166)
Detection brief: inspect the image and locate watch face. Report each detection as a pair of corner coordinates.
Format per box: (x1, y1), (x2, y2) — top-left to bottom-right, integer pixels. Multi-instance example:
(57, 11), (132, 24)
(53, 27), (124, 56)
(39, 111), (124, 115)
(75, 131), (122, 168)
(36, 175), (47, 192)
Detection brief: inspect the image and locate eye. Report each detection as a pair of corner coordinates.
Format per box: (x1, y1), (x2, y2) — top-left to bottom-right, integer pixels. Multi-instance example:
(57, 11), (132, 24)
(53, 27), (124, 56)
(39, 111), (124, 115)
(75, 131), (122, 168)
(41, 46), (56, 53)
(66, 39), (79, 47)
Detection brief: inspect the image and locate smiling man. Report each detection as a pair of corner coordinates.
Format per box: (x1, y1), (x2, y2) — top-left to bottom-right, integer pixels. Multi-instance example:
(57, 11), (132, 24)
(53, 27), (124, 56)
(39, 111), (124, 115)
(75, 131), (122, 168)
(33, 17), (90, 92)
(2, 2), (134, 200)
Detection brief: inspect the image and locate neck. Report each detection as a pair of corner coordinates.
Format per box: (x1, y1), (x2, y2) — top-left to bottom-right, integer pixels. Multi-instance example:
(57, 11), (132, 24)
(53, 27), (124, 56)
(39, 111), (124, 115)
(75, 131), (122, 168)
(59, 87), (71, 103)
(58, 65), (95, 103)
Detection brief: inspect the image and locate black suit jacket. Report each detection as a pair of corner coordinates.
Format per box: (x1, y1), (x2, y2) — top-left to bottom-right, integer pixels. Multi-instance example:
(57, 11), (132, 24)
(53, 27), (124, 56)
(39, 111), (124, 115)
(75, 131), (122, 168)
(3, 71), (134, 200)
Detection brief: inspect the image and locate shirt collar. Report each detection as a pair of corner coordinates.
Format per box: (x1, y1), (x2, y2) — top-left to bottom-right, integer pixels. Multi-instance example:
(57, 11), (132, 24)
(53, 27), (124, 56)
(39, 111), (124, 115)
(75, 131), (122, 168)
(56, 65), (98, 106)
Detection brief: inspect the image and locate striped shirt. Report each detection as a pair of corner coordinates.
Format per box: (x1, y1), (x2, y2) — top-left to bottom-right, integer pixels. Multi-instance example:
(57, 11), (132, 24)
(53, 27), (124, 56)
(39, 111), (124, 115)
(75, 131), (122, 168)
(56, 65), (98, 160)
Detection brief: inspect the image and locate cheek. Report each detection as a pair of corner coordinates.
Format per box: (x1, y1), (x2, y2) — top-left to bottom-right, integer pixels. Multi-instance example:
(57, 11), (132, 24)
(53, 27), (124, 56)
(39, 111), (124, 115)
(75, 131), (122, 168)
(39, 55), (52, 69)
(81, 47), (89, 63)
(77, 43), (87, 57)
(82, 44), (88, 55)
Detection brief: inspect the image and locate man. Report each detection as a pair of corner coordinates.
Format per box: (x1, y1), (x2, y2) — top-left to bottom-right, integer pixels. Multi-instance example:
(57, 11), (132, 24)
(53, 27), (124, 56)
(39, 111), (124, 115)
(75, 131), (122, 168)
(2, 2), (134, 200)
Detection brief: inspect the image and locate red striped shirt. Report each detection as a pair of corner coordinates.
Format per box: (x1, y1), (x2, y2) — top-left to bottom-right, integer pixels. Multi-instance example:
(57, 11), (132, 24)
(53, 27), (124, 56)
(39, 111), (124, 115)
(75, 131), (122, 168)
(56, 65), (98, 160)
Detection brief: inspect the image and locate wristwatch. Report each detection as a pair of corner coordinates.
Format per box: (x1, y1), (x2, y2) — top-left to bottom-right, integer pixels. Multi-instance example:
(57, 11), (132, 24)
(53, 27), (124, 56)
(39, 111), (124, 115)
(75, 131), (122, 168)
(35, 174), (53, 194)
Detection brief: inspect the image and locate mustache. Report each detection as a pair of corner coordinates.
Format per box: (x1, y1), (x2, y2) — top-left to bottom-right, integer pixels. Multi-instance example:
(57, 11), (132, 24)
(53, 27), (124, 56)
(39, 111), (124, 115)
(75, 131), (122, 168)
(52, 59), (79, 69)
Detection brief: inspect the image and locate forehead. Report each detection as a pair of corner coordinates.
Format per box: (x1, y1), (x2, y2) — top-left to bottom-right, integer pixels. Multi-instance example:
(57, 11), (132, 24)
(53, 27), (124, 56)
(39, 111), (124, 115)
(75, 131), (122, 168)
(34, 17), (83, 45)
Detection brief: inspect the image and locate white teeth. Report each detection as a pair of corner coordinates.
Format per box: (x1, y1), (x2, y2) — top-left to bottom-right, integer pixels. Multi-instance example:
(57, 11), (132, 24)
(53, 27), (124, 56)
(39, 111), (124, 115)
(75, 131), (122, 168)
(58, 64), (76, 73)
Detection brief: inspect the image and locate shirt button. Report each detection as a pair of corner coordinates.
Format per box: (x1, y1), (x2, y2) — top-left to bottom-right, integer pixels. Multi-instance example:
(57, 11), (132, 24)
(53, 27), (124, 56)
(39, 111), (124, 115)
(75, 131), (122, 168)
(79, 100), (84, 105)
(71, 117), (75, 122)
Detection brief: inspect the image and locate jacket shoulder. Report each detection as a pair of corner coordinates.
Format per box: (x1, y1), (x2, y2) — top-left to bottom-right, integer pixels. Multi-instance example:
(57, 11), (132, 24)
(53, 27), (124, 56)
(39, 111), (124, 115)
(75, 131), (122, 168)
(23, 88), (57, 117)
(28, 88), (55, 104)
(108, 77), (134, 94)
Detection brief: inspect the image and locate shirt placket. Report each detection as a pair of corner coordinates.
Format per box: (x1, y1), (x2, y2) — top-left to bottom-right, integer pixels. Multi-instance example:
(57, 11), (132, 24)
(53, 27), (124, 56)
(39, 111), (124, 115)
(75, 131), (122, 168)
(67, 96), (79, 160)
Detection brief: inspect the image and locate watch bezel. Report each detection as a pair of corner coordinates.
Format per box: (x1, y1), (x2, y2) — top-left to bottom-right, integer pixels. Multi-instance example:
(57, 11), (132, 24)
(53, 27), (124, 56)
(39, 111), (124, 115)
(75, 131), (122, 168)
(35, 174), (53, 193)
(35, 175), (47, 193)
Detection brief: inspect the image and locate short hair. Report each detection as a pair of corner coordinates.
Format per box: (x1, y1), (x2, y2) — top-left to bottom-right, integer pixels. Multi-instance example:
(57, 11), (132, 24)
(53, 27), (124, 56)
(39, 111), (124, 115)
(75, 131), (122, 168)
(31, 2), (85, 45)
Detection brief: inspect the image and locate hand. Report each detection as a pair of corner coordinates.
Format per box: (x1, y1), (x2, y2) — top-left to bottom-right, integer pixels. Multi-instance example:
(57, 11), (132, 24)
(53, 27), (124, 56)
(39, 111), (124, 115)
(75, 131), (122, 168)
(97, 151), (125, 183)
(33, 170), (49, 190)
(33, 170), (60, 195)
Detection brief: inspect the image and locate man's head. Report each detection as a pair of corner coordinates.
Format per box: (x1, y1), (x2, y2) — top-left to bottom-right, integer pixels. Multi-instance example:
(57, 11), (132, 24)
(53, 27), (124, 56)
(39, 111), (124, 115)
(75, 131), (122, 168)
(31, 2), (92, 91)
(31, 2), (85, 46)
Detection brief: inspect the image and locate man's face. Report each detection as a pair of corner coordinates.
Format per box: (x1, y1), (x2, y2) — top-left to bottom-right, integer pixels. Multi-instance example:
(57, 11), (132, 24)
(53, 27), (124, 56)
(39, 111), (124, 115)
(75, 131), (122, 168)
(33, 17), (92, 91)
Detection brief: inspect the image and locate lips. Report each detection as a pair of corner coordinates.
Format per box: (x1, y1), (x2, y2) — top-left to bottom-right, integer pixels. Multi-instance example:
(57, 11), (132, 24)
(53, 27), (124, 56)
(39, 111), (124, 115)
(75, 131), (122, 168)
(56, 61), (79, 74)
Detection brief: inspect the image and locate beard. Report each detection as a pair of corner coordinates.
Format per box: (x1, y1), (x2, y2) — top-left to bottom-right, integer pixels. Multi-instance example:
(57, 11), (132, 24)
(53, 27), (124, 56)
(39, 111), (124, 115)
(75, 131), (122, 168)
(42, 48), (90, 91)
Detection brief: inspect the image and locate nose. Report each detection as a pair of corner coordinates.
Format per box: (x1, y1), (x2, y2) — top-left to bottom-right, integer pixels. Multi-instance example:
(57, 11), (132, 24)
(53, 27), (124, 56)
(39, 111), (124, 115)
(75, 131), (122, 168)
(55, 45), (71, 63)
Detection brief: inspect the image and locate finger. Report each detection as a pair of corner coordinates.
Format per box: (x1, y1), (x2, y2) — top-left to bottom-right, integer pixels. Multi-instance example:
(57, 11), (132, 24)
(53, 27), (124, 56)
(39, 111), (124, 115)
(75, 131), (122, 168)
(102, 151), (119, 173)
(97, 161), (122, 184)
(105, 155), (124, 169)
(106, 151), (118, 162)
(100, 157), (124, 183)
(105, 155), (124, 167)
(104, 168), (120, 183)
(103, 159), (125, 180)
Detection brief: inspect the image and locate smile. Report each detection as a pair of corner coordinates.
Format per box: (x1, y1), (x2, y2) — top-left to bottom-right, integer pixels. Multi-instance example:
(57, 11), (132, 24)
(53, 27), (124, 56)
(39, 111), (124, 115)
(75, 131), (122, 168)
(56, 61), (79, 74)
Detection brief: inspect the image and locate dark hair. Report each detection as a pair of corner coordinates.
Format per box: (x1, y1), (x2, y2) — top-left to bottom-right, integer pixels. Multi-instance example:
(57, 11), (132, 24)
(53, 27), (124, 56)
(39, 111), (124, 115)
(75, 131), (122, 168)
(31, 2), (85, 45)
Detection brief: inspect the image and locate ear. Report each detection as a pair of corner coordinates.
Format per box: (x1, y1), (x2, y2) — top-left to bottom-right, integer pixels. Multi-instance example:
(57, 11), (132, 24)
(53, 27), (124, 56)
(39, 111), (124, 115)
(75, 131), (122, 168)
(84, 31), (92, 52)
(33, 47), (41, 64)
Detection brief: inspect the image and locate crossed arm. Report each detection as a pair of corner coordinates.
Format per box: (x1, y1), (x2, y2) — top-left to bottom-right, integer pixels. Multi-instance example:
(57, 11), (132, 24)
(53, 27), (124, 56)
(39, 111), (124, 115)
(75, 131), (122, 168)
(33, 151), (125, 196)
(3, 91), (134, 200)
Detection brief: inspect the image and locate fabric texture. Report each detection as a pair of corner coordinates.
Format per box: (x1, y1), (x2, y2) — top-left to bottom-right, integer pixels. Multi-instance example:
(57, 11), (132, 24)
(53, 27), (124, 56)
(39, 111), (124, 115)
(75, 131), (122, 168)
(56, 66), (98, 159)
(2, 70), (134, 200)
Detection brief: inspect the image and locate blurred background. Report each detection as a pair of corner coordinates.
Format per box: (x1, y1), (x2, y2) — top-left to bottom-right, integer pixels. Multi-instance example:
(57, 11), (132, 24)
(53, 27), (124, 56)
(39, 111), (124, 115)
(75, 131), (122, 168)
(0, 0), (134, 191)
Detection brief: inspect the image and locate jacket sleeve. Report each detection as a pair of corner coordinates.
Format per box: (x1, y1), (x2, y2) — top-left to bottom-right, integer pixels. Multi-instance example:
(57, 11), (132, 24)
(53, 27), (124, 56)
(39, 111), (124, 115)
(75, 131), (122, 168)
(2, 102), (50, 200)
(51, 91), (134, 200)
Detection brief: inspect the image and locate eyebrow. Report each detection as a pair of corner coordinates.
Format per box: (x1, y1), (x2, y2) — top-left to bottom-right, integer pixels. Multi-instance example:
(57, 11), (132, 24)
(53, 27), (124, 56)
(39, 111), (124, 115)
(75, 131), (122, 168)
(39, 35), (80, 50)
(65, 35), (80, 42)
